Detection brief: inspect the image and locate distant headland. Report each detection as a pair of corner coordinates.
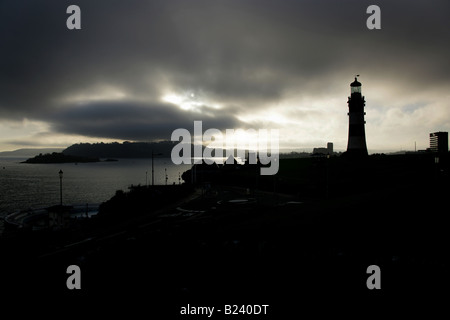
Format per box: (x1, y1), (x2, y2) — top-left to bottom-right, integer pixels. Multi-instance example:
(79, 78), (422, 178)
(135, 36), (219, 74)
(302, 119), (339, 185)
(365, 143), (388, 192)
(62, 141), (177, 158)
(22, 152), (100, 164)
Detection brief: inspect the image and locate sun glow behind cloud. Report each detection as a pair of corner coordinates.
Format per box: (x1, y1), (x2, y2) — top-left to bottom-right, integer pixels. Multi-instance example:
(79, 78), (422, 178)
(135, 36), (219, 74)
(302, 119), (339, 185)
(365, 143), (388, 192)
(162, 91), (222, 112)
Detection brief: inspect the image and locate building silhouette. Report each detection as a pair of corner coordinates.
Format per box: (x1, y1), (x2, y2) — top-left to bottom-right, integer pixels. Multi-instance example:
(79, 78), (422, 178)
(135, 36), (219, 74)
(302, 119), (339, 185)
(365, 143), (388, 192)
(346, 77), (368, 156)
(327, 142), (333, 154)
(429, 132), (448, 153)
(313, 142), (333, 156)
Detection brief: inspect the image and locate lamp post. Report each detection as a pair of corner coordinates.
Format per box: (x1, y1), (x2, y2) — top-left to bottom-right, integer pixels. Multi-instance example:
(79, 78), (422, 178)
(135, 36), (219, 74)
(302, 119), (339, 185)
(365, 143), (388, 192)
(151, 151), (163, 186)
(59, 169), (63, 206)
(152, 150), (154, 186)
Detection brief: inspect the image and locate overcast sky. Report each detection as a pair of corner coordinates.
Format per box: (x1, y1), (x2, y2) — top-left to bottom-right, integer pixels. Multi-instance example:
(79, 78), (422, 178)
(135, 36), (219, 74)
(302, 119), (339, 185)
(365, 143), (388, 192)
(1, 0), (450, 152)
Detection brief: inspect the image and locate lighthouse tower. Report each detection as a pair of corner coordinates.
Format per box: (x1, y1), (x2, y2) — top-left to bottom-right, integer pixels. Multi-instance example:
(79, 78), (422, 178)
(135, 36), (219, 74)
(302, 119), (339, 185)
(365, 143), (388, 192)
(346, 77), (368, 157)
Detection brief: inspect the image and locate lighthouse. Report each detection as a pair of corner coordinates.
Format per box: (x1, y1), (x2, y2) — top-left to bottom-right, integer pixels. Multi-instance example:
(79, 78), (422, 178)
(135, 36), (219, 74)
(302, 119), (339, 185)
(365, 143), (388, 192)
(346, 77), (368, 157)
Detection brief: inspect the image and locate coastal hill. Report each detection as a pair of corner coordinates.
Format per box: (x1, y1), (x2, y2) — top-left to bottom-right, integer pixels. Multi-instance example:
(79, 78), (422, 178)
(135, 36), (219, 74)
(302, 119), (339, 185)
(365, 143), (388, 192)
(23, 152), (99, 164)
(62, 141), (178, 158)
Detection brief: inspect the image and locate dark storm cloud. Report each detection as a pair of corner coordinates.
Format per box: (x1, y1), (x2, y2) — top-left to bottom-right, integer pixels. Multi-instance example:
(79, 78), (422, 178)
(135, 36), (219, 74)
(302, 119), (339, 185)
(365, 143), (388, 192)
(1, 0), (450, 141)
(45, 101), (241, 140)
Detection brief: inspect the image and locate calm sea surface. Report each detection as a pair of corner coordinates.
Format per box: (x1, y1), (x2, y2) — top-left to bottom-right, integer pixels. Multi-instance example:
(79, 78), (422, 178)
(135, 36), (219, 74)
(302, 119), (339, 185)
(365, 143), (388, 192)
(0, 157), (191, 231)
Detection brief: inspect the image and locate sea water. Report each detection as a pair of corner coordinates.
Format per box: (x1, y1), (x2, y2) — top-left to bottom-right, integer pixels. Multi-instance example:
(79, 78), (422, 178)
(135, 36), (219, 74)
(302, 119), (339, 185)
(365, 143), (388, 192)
(0, 157), (191, 233)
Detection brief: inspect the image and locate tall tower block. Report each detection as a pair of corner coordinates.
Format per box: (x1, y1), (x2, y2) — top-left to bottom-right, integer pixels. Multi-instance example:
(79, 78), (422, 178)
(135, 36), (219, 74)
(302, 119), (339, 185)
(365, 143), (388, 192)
(346, 77), (368, 156)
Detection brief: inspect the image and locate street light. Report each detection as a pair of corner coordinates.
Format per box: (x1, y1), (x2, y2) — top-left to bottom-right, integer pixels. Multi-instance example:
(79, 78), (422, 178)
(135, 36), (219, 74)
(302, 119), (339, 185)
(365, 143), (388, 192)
(151, 150), (163, 186)
(152, 151), (154, 186)
(59, 169), (63, 206)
